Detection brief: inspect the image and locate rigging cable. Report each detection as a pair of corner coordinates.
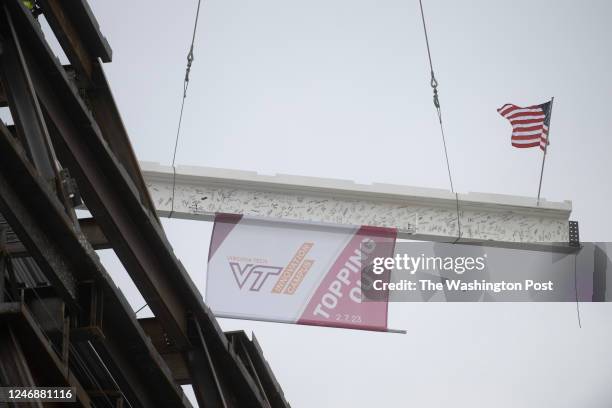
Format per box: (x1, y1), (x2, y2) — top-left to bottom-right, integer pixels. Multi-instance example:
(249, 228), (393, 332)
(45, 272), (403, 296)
(574, 252), (582, 328)
(144, 0), (204, 318)
(169, 0), (203, 219)
(418, 0), (462, 243)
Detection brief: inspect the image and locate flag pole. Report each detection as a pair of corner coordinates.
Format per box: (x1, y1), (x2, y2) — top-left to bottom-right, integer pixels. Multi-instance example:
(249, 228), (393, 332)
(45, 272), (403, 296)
(536, 97), (554, 206)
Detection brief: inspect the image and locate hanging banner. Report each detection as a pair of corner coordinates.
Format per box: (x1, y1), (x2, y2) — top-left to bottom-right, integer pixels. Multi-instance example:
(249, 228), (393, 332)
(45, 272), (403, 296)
(206, 214), (397, 331)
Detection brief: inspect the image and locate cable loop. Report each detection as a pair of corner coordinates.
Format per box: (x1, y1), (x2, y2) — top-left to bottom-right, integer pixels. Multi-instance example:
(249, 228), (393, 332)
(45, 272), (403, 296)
(430, 73), (438, 89)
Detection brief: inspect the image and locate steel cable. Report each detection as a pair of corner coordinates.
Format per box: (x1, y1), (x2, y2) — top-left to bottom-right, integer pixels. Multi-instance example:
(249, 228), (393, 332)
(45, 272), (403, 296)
(418, 0), (462, 242)
(170, 0), (203, 219)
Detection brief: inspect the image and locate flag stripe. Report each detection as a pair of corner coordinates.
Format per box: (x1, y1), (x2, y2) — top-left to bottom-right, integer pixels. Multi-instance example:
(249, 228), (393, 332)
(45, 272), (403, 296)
(505, 110), (544, 119)
(507, 114), (545, 121)
(498, 105), (543, 117)
(510, 118), (547, 125)
(512, 134), (542, 140)
(513, 137), (542, 144)
(512, 142), (542, 148)
(512, 124), (545, 131)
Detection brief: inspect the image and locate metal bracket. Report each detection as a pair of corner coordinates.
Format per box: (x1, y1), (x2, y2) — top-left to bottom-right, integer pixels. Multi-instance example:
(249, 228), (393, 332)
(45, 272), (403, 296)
(77, 280), (103, 328)
(569, 221), (580, 247)
(59, 167), (82, 208)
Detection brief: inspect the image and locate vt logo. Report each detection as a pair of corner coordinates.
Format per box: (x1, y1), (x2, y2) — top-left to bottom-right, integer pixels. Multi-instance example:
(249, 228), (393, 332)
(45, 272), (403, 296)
(229, 263), (283, 291)
(229, 242), (315, 294)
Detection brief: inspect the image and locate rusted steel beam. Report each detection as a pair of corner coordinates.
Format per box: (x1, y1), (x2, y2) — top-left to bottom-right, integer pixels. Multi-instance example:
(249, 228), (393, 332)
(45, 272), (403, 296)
(2, 3), (273, 406)
(37, 0), (110, 82)
(5, 10), (191, 347)
(142, 317), (292, 408)
(0, 302), (92, 406)
(138, 317), (191, 385)
(0, 5), (60, 186)
(0, 106), (191, 408)
(38, 0), (92, 80)
(0, 79), (7, 106)
(87, 61), (161, 223)
(70, 325), (193, 408)
(2, 2), (286, 405)
(5, 217), (110, 258)
(227, 331), (291, 408)
(0, 119), (79, 305)
(0, 226), (6, 303)
(38, 0), (158, 221)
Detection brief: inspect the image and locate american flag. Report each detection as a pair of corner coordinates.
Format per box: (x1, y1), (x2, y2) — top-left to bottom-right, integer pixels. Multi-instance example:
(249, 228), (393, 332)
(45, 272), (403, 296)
(497, 101), (552, 151)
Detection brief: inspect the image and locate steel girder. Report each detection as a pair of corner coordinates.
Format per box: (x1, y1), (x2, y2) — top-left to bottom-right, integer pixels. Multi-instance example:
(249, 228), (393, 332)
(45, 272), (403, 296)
(0, 114), (193, 407)
(4, 217), (110, 258)
(37, 0), (157, 221)
(0, 302), (92, 407)
(2, 1), (275, 406)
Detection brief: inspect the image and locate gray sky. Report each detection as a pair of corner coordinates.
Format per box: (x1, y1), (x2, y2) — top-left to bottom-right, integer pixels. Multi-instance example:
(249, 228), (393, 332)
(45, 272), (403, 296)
(70, 0), (612, 406)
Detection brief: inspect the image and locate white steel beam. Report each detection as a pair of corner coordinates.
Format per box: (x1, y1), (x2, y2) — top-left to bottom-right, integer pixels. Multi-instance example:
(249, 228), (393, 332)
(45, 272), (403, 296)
(140, 162), (572, 245)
